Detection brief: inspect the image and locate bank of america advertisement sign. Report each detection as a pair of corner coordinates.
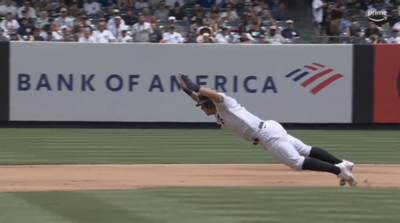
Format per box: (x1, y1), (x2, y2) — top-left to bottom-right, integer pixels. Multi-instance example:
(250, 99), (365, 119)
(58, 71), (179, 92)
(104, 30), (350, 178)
(9, 42), (353, 123)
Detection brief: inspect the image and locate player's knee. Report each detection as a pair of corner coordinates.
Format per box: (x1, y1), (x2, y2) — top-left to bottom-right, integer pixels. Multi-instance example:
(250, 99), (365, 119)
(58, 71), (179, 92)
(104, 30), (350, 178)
(287, 157), (305, 171)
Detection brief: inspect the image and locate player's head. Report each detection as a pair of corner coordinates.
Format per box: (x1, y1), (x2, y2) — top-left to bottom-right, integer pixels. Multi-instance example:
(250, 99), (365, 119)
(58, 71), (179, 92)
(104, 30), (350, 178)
(196, 95), (216, 116)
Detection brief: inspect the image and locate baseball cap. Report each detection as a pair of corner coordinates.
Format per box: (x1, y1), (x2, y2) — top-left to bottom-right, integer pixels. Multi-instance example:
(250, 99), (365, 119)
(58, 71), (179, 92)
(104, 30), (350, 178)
(61, 8), (67, 12)
(393, 28), (399, 32)
(270, 25), (277, 30)
(113, 9), (120, 13)
(286, 20), (293, 23)
(168, 16), (176, 21)
(114, 16), (122, 19)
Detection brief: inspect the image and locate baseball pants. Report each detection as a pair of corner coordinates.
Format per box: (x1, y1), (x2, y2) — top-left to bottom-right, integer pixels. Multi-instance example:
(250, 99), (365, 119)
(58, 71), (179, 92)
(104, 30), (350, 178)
(257, 120), (312, 170)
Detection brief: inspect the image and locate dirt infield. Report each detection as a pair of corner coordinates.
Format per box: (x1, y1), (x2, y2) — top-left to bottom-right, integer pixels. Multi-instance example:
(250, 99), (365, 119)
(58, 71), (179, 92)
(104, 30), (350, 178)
(0, 164), (399, 192)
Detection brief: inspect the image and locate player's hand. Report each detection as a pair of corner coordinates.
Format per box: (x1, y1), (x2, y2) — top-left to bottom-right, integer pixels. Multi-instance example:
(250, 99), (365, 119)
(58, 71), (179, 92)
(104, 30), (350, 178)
(178, 72), (187, 90)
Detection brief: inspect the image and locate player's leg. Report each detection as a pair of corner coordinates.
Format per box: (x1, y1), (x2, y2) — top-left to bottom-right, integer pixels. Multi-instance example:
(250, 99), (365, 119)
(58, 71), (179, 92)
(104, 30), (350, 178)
(286, 134), (355, 186)
(286, 134), (342, 164)
(263, 139), (353, 181)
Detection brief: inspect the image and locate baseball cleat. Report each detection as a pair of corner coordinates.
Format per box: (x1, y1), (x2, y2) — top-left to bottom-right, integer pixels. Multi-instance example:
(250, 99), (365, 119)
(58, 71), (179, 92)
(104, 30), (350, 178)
(339, 160), (354, 186)
(335, 162), (357, 187)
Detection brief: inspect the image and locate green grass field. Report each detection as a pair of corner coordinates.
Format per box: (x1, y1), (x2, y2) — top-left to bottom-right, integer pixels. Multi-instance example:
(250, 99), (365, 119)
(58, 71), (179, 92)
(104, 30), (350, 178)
(1, 129), (400, 223)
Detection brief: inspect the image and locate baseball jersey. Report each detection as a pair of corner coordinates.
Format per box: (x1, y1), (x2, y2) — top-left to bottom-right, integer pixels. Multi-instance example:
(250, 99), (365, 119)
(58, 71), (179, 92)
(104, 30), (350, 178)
(214, 93), (264, 141)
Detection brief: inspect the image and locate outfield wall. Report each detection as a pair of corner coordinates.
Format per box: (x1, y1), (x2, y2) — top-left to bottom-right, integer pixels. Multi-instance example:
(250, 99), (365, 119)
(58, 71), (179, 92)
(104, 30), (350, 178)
(0, 42), (399, 125)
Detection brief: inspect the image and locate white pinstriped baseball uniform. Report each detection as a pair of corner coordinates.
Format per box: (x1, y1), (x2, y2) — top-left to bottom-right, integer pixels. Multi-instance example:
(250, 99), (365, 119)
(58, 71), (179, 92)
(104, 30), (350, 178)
(214, 93), (312, 170)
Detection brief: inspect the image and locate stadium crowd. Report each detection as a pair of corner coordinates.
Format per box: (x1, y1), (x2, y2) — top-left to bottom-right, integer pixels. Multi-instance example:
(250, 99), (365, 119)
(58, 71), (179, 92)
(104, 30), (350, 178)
(312, 0), (400, 43)
(0, 0), (399, 43)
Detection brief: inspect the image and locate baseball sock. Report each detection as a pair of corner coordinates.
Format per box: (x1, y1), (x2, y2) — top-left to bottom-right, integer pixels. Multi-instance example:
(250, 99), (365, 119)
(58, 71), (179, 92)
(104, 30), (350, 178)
(302, 158), (341, 175)
(309, 147), (342, 164)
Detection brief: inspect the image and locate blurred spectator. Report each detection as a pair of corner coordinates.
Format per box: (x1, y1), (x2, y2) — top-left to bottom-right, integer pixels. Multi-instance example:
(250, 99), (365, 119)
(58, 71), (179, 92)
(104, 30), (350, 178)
(55, 8), (74, 30)
(135, 0), (149, 10)
(108, 16), (126, 37)
(312, 0), (326, 35)
(1, 12), (19, 31)
(40, 24), (62, 41)
(142, 8), (158, 25)
(107, 9), (126, 29)
(269, 0), (280, 14)
(372, 33), (385, 43)
(48, 0), (63, 13)
(69, 1), (81, 17)
(248, 21), (265, 39)
(197, 0), (215, 9)
(161, 25), (184, 43)
(191, 9), (205, 26)
(78, 28), (97, 42)
(154, 1), (170, 21)
(164, 16), (182, 33)
(184, 32), (196, 43)
(206, 9), (221, 31)
(196, 32), (216, 43)
(329, 0), (346, 37)
(264, 25), (286, 44)
(0, 0), (17, 17)
(150, 22), (163, 42)
(234, 25), (254, 42)
(242, 1), (255, 21)
(387, 9), (399, 27)
(168, 2), (187, 20)
(84, 0), (101, 15)
(9, 32), (19, 41)
(35, 10), (49, 29)
(189, 19), (199, 33)
(237, 32), (252, 43)
(61, 28), (74, 42)
(116, 27), (133, 43)
(355, 0), (371, 13)
(17, 1), (37, 19)
(19, 10), (35, 27)
(340, 12), (356, 33)
(131, 14), (153, 42)
(243, 13), (255, 29)
(274, 3), (291, 21)
(393, 15), (400, 30)
(29, 28), (45, 41)
(364, 21), (380, 38)
(197, 21), (213, 35)
(148, 0), (161, 7)
(121, 9), (137, 26)
(17, 17), (34, 40)
(93, 21), (115, 42)
(281, 20), (300, 39)
(347, 21), (363, 42)
(388, 28), (400, 43)
(221, 3), (238, 21)
(73, 14), (92, 34)
(215, 26), (234, 43)
(258, 8), (275, 27)
(252, 0), (264, 15)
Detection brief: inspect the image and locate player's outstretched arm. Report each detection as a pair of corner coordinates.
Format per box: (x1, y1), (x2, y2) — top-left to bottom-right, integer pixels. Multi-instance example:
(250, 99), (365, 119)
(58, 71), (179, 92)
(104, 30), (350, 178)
(178, 73), (199, 103)
(198, 87), (224, 104)
(178, 72), (223, 104)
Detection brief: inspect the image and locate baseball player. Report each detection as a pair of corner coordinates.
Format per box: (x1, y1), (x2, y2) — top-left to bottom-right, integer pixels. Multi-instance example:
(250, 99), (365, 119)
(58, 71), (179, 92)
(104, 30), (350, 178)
(178, 73), (357, 187)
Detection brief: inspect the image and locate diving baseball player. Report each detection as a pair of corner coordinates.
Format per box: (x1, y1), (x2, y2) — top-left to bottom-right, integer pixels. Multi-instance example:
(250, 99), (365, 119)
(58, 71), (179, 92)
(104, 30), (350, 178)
(178, 73), (357, 187)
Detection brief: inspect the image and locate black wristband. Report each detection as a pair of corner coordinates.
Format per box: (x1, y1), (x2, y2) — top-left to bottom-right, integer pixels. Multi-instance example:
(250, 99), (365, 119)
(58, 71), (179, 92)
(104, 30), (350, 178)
(183, 88), (193, 96)
(181, 75), (200, 92)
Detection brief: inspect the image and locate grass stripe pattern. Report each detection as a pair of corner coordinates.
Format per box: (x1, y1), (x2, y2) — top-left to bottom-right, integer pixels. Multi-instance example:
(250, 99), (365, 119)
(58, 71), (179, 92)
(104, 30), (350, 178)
(6, 187), (400, 223)
(0, 129), (399, 164)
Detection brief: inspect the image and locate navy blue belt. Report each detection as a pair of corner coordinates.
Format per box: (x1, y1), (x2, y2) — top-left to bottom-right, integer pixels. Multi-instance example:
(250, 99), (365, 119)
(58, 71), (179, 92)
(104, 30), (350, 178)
(252, 121), (264, 145)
